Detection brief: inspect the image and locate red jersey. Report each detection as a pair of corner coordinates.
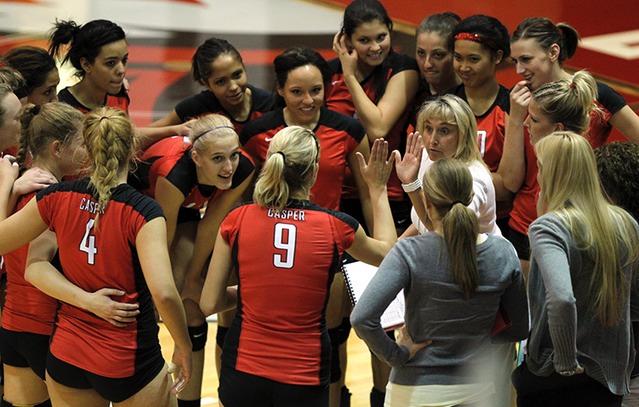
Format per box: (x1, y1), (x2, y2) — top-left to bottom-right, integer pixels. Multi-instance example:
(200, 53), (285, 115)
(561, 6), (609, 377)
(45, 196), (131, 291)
(448, 84), (510, 172)
(508, 129), (538, 235)
(220, 200), (359, 386)
(2, 191), (58, 335)
(36, 178), (164, 378)
(326, 52), (419, 201)
(174, 84), (275, 135)
(58, 86), (130, 114)
(509, 82), (628, 235)
(586, 81), (627, 147)
(239, 107), (365, 211)
(131, 136), (254, 210)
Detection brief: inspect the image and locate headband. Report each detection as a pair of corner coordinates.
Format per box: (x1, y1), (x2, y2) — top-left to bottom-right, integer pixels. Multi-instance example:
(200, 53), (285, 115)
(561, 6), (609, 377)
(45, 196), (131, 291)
(192, 125), (235, 143)
(454, 32), (499, 51)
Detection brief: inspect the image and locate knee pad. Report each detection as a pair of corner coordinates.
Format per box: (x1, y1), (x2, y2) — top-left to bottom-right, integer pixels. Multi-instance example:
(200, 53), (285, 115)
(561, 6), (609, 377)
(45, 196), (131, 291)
(337, 317), (352, 345)
(177, 399), (200, 407)
(328, 326), (343, 383)
(188, 322), (208, 352)
(216, 325), (229, 349)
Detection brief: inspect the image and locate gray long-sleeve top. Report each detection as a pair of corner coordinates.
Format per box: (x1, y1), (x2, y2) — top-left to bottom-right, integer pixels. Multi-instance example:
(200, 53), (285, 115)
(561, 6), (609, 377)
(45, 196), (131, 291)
(351, 233), (529, 386)
(527, 213), (639, 395)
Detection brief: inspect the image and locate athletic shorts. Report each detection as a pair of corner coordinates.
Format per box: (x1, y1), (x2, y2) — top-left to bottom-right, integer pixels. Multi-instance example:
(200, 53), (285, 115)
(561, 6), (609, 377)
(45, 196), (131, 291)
(46, 350), (164, 402)
(506, 226), (531, 261)
(219, 364), (329, 407)
(0, 327), (49, 380)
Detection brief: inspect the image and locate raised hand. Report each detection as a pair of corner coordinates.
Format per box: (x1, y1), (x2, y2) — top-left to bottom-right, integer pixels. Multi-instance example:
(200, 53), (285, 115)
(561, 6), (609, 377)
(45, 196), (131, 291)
(510, 80), (532, 123)
(356, 138), (396, 191)
(395, 132), (423, 185)
(333, 31), (358, 78)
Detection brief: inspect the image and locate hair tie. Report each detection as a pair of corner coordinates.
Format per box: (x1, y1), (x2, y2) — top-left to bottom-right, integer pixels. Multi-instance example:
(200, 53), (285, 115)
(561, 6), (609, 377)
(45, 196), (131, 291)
(99, 116), (108, 122)
(275, 151), (287, 163)
(451, 200), (465, 206)
(454, 32), (499, 51)
(192, 125), (235, 143)
(31, 104), (42, 115)
(569, 74), (576, 89)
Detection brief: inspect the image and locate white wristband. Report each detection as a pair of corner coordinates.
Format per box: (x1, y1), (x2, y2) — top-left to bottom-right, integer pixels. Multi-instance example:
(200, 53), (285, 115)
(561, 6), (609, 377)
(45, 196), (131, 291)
(401, 179), (422, 193)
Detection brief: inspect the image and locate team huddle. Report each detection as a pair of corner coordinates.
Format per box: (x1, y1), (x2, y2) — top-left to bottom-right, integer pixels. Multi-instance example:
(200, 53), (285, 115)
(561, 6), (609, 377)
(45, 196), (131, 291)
(0, 0), (638, 407)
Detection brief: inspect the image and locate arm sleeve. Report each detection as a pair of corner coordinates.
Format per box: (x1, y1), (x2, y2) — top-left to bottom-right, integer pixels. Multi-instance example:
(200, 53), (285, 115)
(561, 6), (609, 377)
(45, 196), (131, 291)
(493, 240), (529, 343)
(350, 243), (411, 367)
(529, 216), (579, 371)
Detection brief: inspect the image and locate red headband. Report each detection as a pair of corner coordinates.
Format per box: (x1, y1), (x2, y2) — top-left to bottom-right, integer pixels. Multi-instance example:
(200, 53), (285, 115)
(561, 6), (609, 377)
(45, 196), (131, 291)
(454, 32), (499, 51)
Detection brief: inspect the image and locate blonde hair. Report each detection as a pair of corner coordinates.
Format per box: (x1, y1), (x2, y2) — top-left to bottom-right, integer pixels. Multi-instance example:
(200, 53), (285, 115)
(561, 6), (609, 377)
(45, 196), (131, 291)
(535, 131), (639, 326)
(83, 107), (137, 219)
(254, 126), (320, 212)
(423, 158), (479, 299)
(532, 70), (599, 135)
(17, 102), (84, 168)
(188, 113), (238, 153)
(417, 94), (485, 165)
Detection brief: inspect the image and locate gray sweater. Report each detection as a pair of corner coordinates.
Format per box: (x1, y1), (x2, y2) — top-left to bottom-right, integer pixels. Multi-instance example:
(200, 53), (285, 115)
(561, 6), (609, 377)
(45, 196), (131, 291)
(351, 233), (529, 386)
(527, 213), (639, 395)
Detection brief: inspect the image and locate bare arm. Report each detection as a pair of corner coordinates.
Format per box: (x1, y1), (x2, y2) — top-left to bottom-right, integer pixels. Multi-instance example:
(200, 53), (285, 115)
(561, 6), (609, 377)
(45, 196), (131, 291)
(495, 81), (530, 194)
(608, 105), (639, 143)
(136, 217), (192, 394)
(199, 231), (237, 316)
(349, 138), (373, 232)
(346, 139), (397, 265)
(138, 117), (196, 151)
(333, 33), (419, 140)
(0, 199), (48, 255)
(181, 172), (254, 304)
(394, 132), (428, 226)
(154, 176), (186, 248)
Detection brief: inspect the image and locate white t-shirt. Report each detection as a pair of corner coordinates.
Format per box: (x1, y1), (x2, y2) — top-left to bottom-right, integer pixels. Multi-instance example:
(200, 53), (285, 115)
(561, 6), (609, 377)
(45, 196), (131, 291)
(411, 151), (501, 236)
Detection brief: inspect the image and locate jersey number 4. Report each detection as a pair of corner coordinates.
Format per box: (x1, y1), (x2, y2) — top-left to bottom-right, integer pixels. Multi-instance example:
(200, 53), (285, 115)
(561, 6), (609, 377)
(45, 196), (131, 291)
(273, 223), (296, 269)
(80, 219), (98, 265)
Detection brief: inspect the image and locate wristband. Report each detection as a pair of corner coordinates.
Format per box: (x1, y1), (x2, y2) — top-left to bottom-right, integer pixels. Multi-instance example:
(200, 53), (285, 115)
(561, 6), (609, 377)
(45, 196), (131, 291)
(401, 179), (422, 193)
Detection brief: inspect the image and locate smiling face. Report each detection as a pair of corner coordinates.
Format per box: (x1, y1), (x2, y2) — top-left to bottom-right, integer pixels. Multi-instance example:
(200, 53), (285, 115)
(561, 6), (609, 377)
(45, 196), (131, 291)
(278, 64), (324, 127)
(524, 98), (560, 145)
(416, 31), (455, 90)
(348, 20), (391, 68)
(82, 39), (128, 95)
(419, 117), (460, 161)
(453, 40), (500, 89)
(191, 133), (241, 189)
(510, 38), (557, 91)
(205, 53), (248, 110)
(28, 68), (60, 105)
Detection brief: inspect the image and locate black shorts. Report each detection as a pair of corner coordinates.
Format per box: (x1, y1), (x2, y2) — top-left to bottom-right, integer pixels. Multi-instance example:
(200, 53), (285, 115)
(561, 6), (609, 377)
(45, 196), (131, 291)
(219, 364), (329, 407)
(506, 226), (531, 260)
(0, 327), (49, 380)
(46, 350), (165, 403)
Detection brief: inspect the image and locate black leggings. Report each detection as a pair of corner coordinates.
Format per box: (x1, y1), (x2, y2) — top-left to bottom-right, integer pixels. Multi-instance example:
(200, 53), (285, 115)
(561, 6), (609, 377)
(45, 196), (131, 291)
(512, 361), (623, 407)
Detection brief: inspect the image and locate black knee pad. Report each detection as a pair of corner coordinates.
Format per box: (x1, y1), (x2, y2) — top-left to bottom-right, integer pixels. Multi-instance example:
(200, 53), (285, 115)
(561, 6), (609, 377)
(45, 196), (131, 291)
(177, 399), (200, 407)
(216, 325), (229, 349)
(337, 317), (352, 345)
(328, 326), (343, 382)
(188, 322), (208, 352)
